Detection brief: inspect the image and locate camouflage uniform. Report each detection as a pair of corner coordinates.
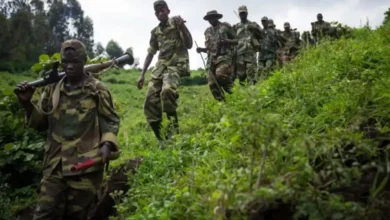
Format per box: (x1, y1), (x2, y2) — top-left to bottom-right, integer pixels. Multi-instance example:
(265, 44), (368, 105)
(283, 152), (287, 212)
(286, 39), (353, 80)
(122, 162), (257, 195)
(257, 20), (283, 82)
(280, 22), (301, 62)
(204, 10), (235, 101)
(144, 4), (190, 125)
(28, 40), (120, 219)
(311, 14), (331, 43)
(233, 6), (261, 85)
(301, 31), (315, 48)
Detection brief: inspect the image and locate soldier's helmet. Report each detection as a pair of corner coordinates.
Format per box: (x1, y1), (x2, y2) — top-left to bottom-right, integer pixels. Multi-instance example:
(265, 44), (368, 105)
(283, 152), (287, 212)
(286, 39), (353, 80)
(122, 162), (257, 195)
(238, 5), (247, 14)
(60, 39), (87, 61)
(154, 0), (169, 10)
(268, 19), (275, 27)
(261, 16), (268, 21)
(284, 22), (290, 28)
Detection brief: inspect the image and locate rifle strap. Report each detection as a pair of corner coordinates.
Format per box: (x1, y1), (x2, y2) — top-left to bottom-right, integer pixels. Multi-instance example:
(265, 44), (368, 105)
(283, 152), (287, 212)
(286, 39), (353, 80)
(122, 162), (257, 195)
(37, 76), (65, 115)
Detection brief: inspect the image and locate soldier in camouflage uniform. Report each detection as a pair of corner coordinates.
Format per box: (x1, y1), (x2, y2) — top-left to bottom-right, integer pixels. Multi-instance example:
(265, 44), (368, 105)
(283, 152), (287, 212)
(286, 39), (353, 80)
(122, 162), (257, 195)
(311, 13), (331, 43)
(268, 19), (286, 66)
(137, 0), (192, 148)
(233, 5), (262, 85)
(301, 31), (315, 47)
(256, 19), (283, 82)
(14, 39), (120, 219)
(197, 10), (237, 101)
(280, 22), (301, 64)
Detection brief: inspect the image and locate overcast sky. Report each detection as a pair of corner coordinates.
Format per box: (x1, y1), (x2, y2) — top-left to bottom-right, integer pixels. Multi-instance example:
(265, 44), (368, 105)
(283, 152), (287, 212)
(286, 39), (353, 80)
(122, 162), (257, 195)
(78, 0), (388, 70)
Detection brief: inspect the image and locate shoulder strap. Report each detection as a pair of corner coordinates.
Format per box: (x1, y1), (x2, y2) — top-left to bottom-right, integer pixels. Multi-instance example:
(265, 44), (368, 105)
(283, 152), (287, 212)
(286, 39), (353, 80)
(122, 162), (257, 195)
(37, 76), (65, 115)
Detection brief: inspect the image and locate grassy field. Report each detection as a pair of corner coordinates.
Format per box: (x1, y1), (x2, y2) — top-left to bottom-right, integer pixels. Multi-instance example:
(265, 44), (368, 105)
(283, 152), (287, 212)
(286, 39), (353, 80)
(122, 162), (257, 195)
(1, 21), (390, 220)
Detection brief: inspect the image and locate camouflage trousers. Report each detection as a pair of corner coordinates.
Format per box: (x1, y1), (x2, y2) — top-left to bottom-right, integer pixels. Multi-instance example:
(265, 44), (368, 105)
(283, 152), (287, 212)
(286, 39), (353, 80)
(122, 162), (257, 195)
(256, 59), (276, 82)
(33, 163), (103, 220)
(208, 61), (233, 101)
(236, 54), (257, 86)
(144, 65), (180, 124)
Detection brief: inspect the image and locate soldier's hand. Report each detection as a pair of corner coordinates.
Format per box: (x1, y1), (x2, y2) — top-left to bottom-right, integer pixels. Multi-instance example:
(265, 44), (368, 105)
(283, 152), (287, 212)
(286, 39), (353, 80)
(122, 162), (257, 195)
(98, 142), (112, 164)
(196, 47), (203, 53)
(172, 16), (185, 28)
(137, 74), (145, 90)
(14, 82), (35, 104)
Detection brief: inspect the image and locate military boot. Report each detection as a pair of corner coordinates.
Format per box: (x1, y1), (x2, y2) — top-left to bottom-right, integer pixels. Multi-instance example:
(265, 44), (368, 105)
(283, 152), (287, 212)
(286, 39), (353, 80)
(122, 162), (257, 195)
(150, 121), (164, 149)
(166, 112), (179, 141)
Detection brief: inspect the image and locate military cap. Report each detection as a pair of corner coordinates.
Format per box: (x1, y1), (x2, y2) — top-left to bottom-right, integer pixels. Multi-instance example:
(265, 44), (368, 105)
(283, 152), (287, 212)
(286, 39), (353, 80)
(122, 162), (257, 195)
(317, 13), (323, 17)
(60, 39), (87, 60)
(154, 0), (169, 10)
(238, 5), (247, 13)
(203, 10), (223, 20)
(284, 22), (290, 28)
(261, 16), (268, 21)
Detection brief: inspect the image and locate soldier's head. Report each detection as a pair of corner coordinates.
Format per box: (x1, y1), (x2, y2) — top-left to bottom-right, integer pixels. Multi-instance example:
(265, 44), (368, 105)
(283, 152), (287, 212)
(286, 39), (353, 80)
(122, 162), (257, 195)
(238, 6), (248, 21)
(204, 10), (222, 26)
(60, 39), (87, 78)
(317, 13), (323, 22)
(268, 19), (275, 29)
(261, 16), (268, 28)
(284, 22), (291, 32)
(154, 0), (170, 22)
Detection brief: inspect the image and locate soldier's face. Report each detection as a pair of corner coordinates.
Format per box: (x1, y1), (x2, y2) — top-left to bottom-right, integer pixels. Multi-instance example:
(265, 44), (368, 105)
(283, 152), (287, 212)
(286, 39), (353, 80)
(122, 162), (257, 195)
(61, 49), (85, 78)
(239, 12), (247, 20)
(317, 15), (323, 21)
(262, 20), (267, 27)
(208, 17), (218, 26)
(284, 26), (289, 31)
(155, 6), (169, 22)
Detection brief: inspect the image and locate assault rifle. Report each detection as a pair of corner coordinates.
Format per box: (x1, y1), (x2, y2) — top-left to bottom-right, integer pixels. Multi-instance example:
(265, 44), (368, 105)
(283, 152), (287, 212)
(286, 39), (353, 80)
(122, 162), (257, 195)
(14, 49), (134, 92)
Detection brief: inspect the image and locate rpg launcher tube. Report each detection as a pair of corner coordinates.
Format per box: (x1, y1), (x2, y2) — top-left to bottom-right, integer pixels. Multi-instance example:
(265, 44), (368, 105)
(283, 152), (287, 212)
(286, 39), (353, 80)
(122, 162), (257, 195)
(70, 158), (103, 172)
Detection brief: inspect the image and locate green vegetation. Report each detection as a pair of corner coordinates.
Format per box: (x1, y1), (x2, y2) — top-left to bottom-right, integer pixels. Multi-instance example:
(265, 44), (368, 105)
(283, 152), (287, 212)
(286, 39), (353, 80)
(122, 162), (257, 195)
(1, 8), (390, 220)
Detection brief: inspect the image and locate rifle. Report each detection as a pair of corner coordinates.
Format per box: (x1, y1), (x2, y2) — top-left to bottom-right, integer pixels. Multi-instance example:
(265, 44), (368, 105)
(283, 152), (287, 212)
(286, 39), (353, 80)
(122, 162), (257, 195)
(70, 150), (121, 172)
(15, 49), (134, 92)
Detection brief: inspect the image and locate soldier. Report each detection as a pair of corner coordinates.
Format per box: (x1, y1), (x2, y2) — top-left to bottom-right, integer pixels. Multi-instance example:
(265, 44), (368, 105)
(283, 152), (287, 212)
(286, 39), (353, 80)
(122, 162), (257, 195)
(268, 19), (286, 68)
(261, 16), (268, 29)
(280, 22), (301, 64)
(14, 39), (120, 219)
(256, 19), (282, 82)
(301, 31), (315, 47)
(196, 10), (237, 101)
(311, 13), (331, 43)
(137, 0), (193, 148)
(233, 5), (262, 85)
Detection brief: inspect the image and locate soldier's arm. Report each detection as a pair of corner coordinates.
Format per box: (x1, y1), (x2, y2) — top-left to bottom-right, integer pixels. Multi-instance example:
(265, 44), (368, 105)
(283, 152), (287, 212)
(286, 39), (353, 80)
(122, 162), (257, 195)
(97, 85), (120, 151)
(141, 31), (158, 76)
(223, 24), (238, 45)
(25, 87), (50, 131)
(176, 19), (193, 49)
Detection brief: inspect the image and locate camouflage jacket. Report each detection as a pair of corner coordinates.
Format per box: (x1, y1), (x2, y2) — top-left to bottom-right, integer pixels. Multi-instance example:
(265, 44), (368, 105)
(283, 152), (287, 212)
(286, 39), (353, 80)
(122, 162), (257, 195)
(311, 21), (331, 41)
(26, 73), (120, 177)
(148, 17), (190, 78)
(281, 30), (301, 52)
(259, 28), (282, 60)
(233, 20), (262, 57)
(204, 21), (236, 67)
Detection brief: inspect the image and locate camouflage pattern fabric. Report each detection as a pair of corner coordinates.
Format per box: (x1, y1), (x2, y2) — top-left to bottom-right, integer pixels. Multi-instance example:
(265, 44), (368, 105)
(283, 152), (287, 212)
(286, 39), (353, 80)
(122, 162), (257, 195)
(233, 20), (261, 85)
(60, 40), (87, 60)
(281, 30), (301, 59)
(208, 62), (233, 101)
(301, 31), (315, 47)
(26, 74), (120, 177)
(33, 163), (103, 220)
(311, 21), (331, 42)
(257, 59), (275, 81)
(144, 17), (190, 123)
(204, 21), (235, 100)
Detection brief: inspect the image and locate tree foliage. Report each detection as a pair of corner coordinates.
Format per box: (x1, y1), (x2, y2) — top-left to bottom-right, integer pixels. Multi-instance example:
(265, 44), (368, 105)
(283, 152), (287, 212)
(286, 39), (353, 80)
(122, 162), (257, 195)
(106, 39), (124, 59)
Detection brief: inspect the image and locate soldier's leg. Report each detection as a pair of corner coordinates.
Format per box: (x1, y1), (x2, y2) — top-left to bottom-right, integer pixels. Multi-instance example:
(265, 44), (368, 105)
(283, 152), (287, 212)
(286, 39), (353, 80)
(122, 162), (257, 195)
(236, 59), (247, 86)
(256, 60), (266, 83)
(161, 70), (180, 139)
(246, 62), (257, 85)
(144, 78), (164, 146)
(265, 59), (276, 77)
(33, 168), (67, 220)
(215, 62), (233, 94)
(207, 67), (225, 101)
(64, 171), (103, 219)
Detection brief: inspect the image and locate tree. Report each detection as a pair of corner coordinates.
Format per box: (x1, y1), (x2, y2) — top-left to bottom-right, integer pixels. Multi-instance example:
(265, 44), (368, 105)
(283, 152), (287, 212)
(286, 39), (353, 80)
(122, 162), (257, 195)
(94, 42), (105, 56)
(106, 40), (123, 59)
(384, 8), (390, 25)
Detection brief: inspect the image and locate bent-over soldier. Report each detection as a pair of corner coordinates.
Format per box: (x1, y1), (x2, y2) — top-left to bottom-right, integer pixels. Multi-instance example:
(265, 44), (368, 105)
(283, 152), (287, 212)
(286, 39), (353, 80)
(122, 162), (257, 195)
(14, 39), (120, 219)
(197, 10), (237, 101)
(137, 0), (192, 148)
